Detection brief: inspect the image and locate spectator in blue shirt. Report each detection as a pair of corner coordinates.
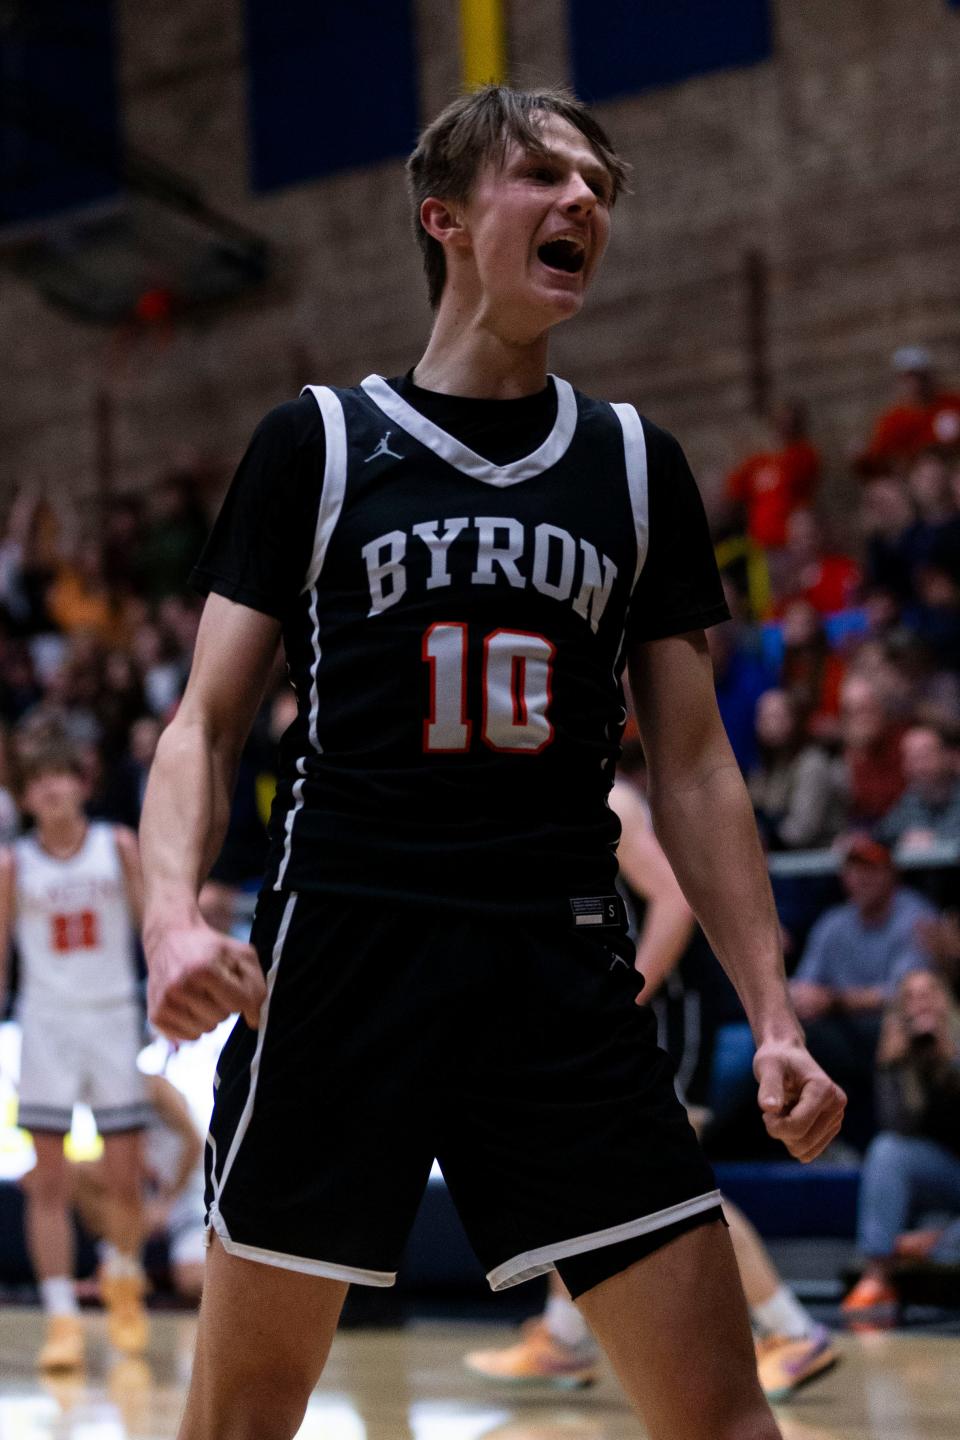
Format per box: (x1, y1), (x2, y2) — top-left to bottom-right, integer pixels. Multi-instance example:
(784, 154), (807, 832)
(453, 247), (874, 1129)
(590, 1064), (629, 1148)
(790, 835), (936, 1148)
(876, 726), (960, 855)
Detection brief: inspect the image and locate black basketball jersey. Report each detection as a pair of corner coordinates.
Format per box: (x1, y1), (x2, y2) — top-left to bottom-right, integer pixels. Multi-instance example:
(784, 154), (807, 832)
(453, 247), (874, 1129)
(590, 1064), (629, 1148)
(193, 374), (728, 916)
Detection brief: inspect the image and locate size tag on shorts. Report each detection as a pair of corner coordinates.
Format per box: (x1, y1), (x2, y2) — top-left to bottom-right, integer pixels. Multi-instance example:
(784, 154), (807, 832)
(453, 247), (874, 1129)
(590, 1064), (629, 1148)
(569, 895), (622, 929)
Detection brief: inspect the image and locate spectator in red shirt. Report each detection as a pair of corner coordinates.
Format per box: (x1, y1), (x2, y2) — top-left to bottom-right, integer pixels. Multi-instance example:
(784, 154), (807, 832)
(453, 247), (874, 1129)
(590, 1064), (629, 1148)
(858, 348), (960, 474)
(725, 399), (821, 551)
(780, 599), (847, 741)
(838, 673), (908, 825)
(778, 510), (861, 615)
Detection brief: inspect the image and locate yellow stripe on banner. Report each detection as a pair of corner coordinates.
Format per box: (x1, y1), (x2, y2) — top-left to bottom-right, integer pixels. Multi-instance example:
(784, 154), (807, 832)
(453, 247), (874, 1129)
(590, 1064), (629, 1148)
(460, 0), (507, 88)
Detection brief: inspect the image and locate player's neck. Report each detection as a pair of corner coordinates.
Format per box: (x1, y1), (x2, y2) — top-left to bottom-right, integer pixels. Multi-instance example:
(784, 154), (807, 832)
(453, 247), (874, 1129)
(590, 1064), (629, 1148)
(414, 305), (551, 399)
(36, 813), (88, 859)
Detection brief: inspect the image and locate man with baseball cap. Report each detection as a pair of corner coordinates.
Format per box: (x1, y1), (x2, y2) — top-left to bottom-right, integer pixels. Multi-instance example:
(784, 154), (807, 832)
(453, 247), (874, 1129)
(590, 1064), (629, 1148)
(789, 834), (937, 1147)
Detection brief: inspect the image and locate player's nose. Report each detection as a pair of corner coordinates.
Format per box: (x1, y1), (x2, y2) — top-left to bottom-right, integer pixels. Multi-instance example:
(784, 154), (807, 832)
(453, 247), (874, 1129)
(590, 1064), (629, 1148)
(558, 170), (597, 216)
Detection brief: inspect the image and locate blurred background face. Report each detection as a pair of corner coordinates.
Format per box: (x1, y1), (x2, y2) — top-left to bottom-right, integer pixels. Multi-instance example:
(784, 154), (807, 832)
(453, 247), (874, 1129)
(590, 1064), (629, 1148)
(840, 676), (887, 746)
(901, 727), (951, 791)
(841, 855), (895, 911)
(861, 477), (912, 537)
(908, 454), (950, 513)
(21, 767), (86, 825)
(898, 969), (950, 1035)
(785, 507), (821, 559)
(755, 689), (796, 750)
(781, 598), (821, 648)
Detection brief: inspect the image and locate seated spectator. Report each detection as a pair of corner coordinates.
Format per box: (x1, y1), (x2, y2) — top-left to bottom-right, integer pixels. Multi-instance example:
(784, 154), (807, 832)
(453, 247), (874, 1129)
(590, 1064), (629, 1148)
(724, 398), (821, 552)
(916, 911), (960, 1001)
(780, 599), (846, 741)
(842, 969), (960, 1316)
(904, 561), (960, 672)
(790, 835), (936, 1149)
(837, 673), (907, 825)
(776, 509), (861, 616)
(46, 537), (133, 648)
(100, 494), (145, 602)
(860, 476), (916, 605)
(130, 618), (186, 719)
(856, 347), (960, 474)
(98, 714), (162, 827)
(878, 632), (960, 734)
(137, 472), (209, 602)
(876, 726), (960, 854)
(707, 590), (777, 773)
(0, 495), (60, 639)
(895, 453), (960, 605)
(748, 689), (844, 850)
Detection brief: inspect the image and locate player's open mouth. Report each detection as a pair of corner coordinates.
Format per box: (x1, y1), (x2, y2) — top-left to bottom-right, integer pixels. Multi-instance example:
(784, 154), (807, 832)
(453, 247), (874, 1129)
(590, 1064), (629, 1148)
(537, 238), (586, 275)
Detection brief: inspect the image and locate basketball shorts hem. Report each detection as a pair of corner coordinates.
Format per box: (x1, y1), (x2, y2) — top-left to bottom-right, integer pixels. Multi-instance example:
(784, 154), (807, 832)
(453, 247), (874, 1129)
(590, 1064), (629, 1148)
(17, 1103), (73, 1134)
(94, 1102), (153, 1133)
(485, 1188), (724, 1292)
(207, 1205), (397, 1288)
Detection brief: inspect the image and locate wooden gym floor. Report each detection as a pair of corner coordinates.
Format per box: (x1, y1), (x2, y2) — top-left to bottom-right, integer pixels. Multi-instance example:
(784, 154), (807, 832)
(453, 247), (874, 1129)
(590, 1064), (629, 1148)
(0, 1308), (958, 1438)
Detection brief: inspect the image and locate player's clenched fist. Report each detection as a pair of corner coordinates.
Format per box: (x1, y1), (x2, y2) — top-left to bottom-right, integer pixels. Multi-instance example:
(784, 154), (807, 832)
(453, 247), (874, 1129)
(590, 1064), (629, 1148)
(146, 921), (266, 1041)
(754, 1040), (847, 1164)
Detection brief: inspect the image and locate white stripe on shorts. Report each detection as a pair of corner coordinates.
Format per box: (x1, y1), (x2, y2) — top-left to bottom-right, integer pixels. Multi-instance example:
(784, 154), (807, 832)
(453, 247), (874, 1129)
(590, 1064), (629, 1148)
(485, 1188), (723, 1291)
(207, 1213), (397, 1287)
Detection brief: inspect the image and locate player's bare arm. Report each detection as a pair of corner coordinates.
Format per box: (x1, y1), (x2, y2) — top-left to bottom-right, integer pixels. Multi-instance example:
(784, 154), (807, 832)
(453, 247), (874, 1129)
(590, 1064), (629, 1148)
(628, 629), (846, 1162)
(609, 778), (694, 1001)
(0, 848), (13, 1015)
(140, 592), (279, 1041)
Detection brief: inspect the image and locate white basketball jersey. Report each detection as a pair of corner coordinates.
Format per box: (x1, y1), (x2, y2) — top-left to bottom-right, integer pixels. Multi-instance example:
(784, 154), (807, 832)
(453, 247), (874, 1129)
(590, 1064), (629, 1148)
(14, 822), (138, 1009)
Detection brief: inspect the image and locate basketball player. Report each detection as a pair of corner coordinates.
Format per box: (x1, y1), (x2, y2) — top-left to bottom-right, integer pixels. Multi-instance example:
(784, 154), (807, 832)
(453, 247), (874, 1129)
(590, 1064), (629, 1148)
(0, 740), (151, 1370)
(140, 86), (845, 1440)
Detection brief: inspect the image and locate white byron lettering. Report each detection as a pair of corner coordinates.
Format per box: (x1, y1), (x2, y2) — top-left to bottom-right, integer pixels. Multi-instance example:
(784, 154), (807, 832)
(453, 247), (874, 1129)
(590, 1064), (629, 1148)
(362, 530), (408, 615)
(412, 517), (468, 590)
(472, 517), (526, 588)
(532, 523), (576, 602)
(572, 540), (618, 632)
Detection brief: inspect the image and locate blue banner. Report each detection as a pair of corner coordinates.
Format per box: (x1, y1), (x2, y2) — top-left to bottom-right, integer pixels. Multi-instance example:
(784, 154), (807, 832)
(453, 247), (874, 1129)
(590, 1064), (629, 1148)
(245, 0), (420, 191)
(0, 0), (120, 227)
(570, 0), (773, 104)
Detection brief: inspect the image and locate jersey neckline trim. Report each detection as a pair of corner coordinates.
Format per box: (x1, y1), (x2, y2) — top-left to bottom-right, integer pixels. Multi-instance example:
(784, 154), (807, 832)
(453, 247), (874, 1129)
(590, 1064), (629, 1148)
(359, 373), (578, 487)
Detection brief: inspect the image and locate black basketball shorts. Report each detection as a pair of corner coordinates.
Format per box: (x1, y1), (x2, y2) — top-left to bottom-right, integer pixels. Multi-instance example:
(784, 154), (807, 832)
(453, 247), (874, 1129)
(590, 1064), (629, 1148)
(205, 889), (722, 1291)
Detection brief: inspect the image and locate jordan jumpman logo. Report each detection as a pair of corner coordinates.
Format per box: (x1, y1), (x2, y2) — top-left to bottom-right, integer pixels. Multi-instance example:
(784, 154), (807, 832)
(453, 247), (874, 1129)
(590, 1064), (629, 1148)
(364, 431), (403, 463)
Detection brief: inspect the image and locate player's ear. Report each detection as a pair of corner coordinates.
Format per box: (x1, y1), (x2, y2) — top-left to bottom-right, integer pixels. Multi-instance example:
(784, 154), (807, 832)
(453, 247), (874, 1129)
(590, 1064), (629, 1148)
(420, 198), (467, 248)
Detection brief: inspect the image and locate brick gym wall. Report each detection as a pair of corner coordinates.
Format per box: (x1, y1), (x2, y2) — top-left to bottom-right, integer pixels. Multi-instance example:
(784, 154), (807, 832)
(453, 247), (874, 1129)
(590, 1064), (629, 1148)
(1, 0), (959, 520)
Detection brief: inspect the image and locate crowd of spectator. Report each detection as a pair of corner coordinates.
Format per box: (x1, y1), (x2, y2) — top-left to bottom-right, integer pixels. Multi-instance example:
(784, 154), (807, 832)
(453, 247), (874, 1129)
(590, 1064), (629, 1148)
(0, 472), (284, 885)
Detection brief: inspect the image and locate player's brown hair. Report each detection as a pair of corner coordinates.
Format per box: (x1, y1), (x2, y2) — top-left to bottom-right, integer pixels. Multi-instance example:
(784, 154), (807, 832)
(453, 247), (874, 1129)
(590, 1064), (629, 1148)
(407, 84), (629, 310)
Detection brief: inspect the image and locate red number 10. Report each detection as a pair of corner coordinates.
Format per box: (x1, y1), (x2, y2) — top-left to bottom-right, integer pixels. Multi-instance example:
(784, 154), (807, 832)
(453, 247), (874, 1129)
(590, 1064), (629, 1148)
(423, 624), (555, 754)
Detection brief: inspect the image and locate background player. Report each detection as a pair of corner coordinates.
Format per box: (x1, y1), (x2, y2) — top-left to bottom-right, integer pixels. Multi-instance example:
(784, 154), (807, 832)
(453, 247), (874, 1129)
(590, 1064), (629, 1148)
(0, 739), (151, 1370)
(74, 1068), (206, 1305)
(465, 773), (838, 1404)
(141, 86), (845, 1440)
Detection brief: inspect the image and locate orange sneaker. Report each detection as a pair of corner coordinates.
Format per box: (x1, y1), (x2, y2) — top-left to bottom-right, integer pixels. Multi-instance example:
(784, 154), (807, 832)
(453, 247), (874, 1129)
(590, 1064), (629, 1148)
(100, 1270), (149, 1355)
(464, 1319), (599, 1388)
(840, 1272), (903, 1324)
(37, 1314), (84, 1372)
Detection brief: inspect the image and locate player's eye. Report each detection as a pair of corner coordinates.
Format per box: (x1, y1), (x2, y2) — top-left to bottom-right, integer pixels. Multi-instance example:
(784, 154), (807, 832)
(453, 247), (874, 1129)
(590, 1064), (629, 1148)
(527, 166), (557, 184)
